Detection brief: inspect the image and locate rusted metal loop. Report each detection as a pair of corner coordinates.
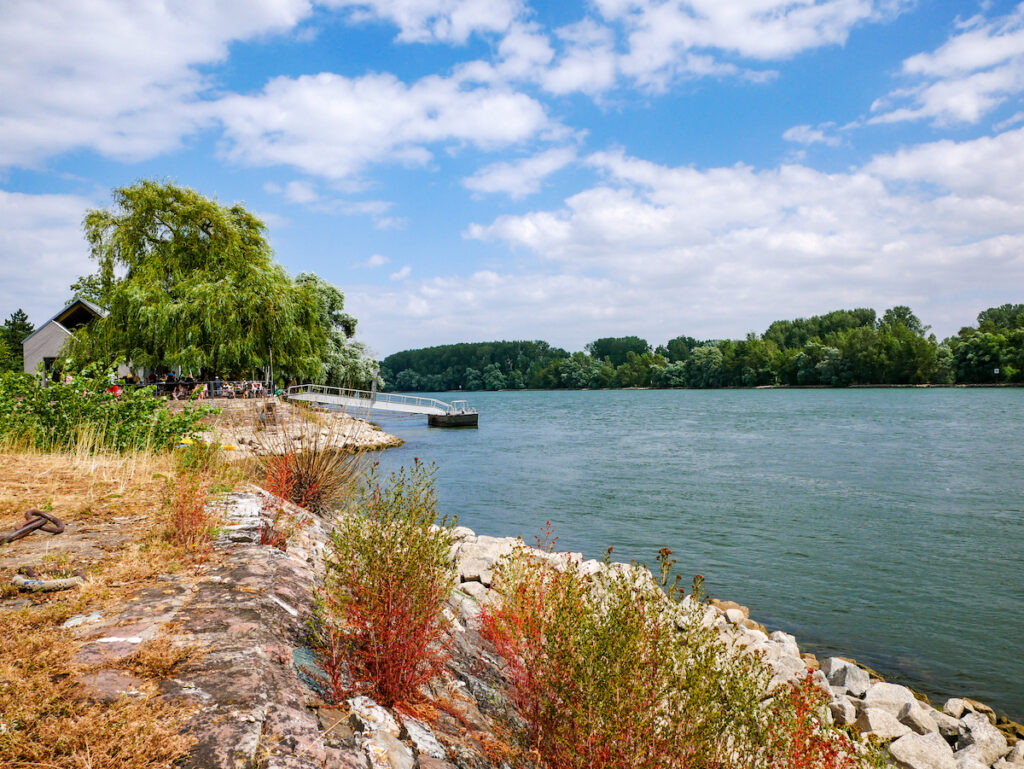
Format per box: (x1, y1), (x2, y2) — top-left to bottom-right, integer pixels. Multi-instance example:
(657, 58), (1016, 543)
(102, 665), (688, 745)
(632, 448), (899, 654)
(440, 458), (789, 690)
(24, 509), (65, 534)
(0, 510), (65, 545)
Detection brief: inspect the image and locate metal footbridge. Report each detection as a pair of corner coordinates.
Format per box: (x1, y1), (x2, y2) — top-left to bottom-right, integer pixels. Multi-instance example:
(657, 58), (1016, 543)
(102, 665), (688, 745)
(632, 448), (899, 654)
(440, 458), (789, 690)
(284, 384), (478, 427)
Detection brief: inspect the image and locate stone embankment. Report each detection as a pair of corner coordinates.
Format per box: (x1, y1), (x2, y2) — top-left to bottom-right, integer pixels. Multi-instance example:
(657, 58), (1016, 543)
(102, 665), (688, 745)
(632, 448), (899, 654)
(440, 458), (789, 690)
(451, 532), (1024, 769)
(55, 493), (1024, 769)
(179, 396), (403, 455)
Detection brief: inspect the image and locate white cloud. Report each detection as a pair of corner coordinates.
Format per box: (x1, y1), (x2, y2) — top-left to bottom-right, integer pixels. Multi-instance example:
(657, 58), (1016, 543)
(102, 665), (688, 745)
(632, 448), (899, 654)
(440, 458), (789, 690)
(348, 270), (623, 352)
(597, 0), (904, 88)
(541, 20), (619, 95)
(359, 253), (391, 267)
(463, 147), (577, 198)
(217, 71), (556, 181)
(0, 190), (94, 326)
(0, 0), (311, 168)
(782, 123), (842, 147)
(322, 0), (522, 43)
(284, 180), (319, 204)
(390, 265), (413, 280)
(458, 131), (1024, 343)
(871, 6), (1024, 124)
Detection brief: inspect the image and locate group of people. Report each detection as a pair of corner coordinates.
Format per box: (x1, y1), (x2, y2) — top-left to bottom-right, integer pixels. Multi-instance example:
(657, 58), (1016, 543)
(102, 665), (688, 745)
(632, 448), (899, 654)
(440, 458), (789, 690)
(116, 372), (270, 400)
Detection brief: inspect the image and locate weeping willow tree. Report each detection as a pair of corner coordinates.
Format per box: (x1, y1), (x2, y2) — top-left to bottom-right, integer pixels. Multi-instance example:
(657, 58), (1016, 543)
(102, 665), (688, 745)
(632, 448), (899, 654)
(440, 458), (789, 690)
(296, 272), (380, 389)
(70, 180), (327, 379)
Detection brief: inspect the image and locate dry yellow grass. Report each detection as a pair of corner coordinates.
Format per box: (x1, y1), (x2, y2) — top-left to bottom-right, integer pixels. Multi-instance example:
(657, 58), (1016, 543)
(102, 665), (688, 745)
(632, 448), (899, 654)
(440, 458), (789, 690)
(0, 448), (241, 768)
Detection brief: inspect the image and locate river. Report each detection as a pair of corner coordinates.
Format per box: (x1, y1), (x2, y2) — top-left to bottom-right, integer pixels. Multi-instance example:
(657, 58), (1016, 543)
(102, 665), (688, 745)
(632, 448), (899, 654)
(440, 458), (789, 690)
(368, 388), (1024, 722)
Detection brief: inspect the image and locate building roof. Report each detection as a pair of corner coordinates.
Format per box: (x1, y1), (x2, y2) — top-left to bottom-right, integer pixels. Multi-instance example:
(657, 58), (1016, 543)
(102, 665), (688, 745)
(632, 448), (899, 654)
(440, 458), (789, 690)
(22, 298), (107, 345)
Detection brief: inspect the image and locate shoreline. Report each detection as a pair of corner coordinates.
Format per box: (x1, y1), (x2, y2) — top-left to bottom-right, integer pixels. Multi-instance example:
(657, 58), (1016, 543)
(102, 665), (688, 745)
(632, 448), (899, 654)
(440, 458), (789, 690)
(386, 382), (1024, 394)
(449, 523), (1024, 767)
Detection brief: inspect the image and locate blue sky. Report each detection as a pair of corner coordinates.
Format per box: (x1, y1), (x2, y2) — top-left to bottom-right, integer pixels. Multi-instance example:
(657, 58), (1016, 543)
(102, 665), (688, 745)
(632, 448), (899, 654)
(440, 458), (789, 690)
(2, 0), (1023, 356)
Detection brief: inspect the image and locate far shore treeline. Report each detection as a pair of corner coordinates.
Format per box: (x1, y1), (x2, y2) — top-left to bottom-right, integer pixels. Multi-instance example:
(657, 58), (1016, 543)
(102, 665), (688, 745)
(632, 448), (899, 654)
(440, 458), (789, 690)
(381, 305), (1024, 391)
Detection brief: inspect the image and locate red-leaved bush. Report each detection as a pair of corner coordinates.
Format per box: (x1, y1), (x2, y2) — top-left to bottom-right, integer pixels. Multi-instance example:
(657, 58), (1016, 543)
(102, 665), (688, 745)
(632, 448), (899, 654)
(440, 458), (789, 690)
(259, 454), (312, 551)
(482, 529), (883, 769)
(168, 471), (216, 552)
(308, 460), (456, 709)
(763, 673), (864, 769)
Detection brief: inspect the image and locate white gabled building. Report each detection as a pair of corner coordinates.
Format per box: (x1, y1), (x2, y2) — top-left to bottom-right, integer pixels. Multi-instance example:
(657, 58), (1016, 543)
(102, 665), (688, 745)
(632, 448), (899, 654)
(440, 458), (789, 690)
(22, 298), (106, 373)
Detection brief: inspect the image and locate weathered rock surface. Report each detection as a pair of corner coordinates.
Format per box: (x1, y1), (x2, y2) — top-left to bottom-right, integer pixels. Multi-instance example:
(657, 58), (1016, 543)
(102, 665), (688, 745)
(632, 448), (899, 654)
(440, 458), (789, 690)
(889, 731), (957, 769)
(862, 681), (919, 717)
(856, 707), (913, 740)
(822, 657), (871, 698)
(956, 713), (1009, 766)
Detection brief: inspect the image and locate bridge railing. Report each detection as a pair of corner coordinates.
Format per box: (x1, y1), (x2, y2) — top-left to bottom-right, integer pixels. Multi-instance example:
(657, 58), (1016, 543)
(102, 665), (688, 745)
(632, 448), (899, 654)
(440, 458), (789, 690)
(285, 384), (475, 415)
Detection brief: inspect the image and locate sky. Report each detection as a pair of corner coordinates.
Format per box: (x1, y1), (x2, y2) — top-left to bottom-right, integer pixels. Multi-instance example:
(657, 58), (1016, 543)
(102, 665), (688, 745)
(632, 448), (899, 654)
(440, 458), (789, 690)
(1, 0), (1023, 356)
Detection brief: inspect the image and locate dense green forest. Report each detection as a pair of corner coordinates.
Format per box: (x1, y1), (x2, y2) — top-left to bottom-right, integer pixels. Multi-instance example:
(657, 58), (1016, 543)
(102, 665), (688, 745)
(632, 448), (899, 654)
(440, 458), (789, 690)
(380, 304), (1024, 391)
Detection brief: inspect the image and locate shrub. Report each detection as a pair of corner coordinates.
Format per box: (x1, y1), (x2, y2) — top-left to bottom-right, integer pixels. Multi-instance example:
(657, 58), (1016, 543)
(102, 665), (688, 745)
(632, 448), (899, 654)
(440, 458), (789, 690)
(167, 471), (217, 552)
(482, 532), (878, 769)
(253, 411), (364, 515)
(0, 366), (209, 453)
(174, 440), (222, 475)
(308, 460), (456, 708)
(259, 454), (312, 551)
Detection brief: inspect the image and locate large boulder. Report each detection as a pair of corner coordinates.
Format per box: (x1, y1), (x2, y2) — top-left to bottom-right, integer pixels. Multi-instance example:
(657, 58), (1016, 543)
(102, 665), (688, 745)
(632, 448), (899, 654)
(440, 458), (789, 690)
(956, 712), (1009, 766)
(856, 707), (913, 741)
(899, 700), (940, 735)
(822, 657), (870, 698)
(928, 707), (964, 742)
(829, 696), (857, 727)
(862, 682), (919, 717)
(889, 732), (956, 769)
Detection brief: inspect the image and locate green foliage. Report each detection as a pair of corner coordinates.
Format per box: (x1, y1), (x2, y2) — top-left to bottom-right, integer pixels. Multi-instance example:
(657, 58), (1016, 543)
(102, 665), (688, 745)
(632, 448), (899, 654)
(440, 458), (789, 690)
(584, 335), (651, 366)
(72, 180), (326, 379)
(382, 303), (1024, 390)
(482, 538), (879, 769)
(0, 366), (209, 453)
(381, 340), (567, 392)
(311, 461), (456, 707)
(295, 272), (378, 389)
(0, 309), (33, 372)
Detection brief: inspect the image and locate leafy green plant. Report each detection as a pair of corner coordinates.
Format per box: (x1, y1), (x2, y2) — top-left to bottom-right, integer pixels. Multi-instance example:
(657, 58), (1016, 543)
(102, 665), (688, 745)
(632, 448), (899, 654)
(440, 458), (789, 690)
(308, 460), (456, 709)
(0, 365), (209, 453)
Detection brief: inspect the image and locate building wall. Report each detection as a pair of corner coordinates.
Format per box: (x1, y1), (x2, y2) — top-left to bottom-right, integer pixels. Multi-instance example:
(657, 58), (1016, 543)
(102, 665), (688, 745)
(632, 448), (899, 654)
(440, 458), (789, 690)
(23, 322), (72, 373)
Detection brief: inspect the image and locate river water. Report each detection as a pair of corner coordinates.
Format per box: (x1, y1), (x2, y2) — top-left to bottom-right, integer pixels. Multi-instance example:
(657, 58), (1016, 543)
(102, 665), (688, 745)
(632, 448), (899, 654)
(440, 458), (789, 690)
(368, 388), (1024, 721)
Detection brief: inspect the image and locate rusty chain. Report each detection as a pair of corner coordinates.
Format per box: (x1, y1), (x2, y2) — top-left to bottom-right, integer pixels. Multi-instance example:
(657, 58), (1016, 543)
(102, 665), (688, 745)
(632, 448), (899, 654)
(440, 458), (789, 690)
(0, 509), (66, 546)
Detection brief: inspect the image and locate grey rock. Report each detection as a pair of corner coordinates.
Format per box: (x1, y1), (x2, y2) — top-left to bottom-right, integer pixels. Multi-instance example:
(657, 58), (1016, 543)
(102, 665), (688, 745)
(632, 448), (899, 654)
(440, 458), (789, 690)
(400, 717), (446, 759)
(862, 682), (918, 717)
(944, 698), (968, 719)
(954, 757), (989, 769)
(324, 747), (370, 768)
(348, 697), (399, 736)
(725, 608), (745, 625)
(1006, 740), (1024, 764)
(888, 732), (956, 769)
(956, 712), (1009, 766)
(829, 696), (857, 727)
(900, 701), (940, 735)
(822, 657), (870, 698)
(458, 581), (488, 601)
(928, 707), (963, 741)
(457, 557), (494, 586)
(363, 731), (414, 769)
(856, 707), (912, 741)
(769, 630), (800, 658)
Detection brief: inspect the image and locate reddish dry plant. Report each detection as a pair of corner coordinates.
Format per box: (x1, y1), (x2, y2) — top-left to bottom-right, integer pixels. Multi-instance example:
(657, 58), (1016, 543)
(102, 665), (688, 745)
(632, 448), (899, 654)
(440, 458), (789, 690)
(764, 673), (863, 769)
(481, 528), (880, 769)
(310, 461), (456, 710)
(168, 471), (215, 551)
(259, 454), (312, 551)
